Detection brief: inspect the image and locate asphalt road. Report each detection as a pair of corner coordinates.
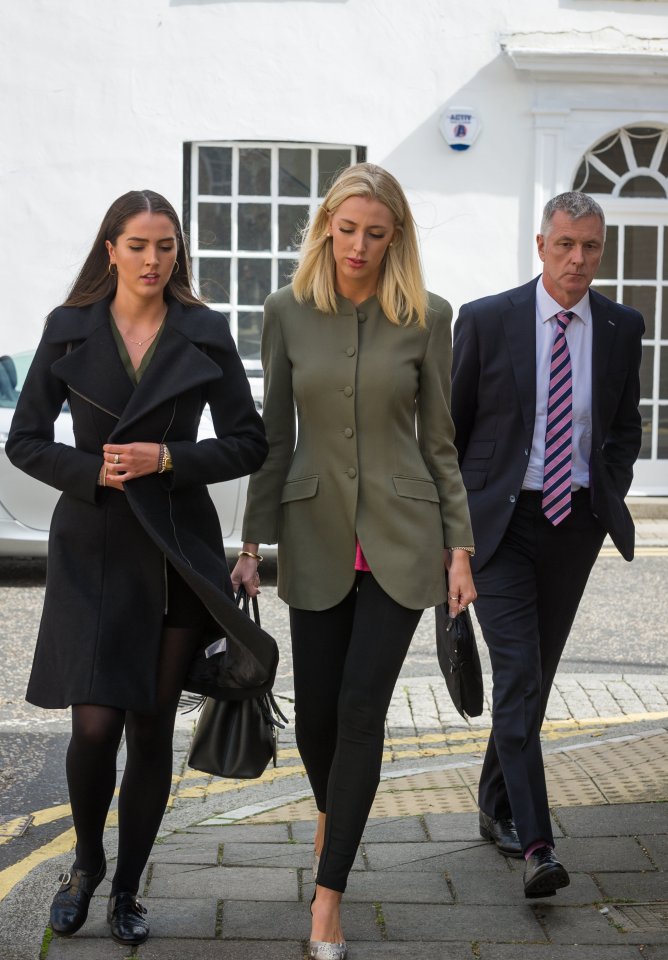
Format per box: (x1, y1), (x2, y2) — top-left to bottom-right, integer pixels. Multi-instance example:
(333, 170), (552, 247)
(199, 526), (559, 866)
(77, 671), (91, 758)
(0, 553), (666, 876)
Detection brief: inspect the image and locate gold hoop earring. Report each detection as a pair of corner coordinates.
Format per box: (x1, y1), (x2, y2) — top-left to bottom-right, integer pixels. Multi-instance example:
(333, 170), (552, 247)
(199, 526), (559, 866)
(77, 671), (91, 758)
(172, 260), (180, 275)
(108, 263), (117, 277)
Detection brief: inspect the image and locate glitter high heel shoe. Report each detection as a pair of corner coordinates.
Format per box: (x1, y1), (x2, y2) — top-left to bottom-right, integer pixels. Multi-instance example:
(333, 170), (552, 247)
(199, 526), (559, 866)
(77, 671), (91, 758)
(309, 890), (347, 960)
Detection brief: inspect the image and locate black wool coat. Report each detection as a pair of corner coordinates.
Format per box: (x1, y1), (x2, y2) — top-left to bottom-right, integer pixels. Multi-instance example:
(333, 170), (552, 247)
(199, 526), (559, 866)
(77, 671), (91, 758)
(6, 296), (269, 712)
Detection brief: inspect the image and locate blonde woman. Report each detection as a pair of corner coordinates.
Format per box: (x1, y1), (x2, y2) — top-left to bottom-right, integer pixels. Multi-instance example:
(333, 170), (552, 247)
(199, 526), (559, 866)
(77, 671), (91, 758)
(231, 163), (475, 959)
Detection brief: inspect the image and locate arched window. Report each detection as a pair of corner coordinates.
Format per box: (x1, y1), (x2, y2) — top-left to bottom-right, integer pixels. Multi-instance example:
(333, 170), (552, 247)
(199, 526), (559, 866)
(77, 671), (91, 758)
(573, 125), (668, 493)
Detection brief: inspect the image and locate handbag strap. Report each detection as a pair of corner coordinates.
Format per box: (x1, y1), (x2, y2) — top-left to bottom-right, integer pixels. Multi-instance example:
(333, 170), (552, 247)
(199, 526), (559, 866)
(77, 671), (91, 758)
(235, 585), (261, 627)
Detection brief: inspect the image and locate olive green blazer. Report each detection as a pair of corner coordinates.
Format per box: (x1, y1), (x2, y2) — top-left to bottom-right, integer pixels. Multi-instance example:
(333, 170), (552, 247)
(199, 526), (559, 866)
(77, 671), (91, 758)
(242, 284), (473, 611)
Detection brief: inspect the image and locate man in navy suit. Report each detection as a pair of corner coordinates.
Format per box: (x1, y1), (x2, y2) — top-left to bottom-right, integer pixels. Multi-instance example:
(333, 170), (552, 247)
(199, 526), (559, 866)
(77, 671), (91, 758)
(451, 192), (643, 898)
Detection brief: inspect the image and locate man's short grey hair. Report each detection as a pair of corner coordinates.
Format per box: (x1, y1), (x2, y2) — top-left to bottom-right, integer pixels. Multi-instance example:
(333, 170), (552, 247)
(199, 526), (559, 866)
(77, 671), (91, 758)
(540, 192), (606, 238)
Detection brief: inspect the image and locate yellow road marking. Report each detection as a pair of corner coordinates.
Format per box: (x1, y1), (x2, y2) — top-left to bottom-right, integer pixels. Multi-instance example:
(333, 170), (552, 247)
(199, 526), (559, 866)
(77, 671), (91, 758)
(600, 546), (668, 557)
(0, 827), (76, 901)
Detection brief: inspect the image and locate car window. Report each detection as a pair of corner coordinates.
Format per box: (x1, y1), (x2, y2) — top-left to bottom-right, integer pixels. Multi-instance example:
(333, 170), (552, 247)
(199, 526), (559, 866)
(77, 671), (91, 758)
(0, 353), (25, 408)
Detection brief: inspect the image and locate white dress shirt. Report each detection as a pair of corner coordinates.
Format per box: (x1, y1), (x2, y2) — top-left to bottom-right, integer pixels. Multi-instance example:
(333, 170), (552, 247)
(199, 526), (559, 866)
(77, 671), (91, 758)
(522, 277), (593, 491)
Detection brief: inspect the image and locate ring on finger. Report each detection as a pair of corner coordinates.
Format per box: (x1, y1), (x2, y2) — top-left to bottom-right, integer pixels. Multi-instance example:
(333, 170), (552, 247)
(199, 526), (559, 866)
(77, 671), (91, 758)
(114, 454), (120, 464)
(447, 594), (458, 601)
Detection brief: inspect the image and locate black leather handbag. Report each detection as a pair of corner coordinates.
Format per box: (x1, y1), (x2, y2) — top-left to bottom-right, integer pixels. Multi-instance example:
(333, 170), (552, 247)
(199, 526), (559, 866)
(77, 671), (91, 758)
(435, 602), (484, 718)
(187, 587), (288, 779)
(187, 690), (287, 779)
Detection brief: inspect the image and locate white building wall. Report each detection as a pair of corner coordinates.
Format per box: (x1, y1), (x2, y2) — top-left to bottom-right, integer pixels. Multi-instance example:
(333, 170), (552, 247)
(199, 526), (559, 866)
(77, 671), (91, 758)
(1, 0), (666, 350)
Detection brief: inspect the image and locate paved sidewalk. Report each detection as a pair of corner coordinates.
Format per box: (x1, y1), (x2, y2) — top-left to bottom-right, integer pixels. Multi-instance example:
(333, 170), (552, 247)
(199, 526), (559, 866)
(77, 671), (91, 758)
(37, 728), (668, 959)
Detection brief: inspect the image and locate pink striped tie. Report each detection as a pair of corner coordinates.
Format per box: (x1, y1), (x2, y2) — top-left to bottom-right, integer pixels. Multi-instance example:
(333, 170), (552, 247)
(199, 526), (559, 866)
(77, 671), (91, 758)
(542, 310), (574, 525)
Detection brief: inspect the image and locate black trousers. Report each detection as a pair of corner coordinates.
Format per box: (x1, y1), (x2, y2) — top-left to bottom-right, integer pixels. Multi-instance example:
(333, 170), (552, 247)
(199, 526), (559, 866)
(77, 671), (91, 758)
(473, 490), (605, 850)
(290, 572), (422, 892)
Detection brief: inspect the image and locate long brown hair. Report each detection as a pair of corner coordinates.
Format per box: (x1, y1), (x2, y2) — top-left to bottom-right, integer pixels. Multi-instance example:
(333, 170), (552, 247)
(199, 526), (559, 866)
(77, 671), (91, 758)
(292, 163), (427, 327)
(64, 190), (202, 307)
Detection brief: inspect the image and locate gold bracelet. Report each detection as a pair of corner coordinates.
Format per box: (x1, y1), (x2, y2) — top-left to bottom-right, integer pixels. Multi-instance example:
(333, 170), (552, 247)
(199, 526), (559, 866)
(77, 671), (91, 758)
(448, 546), (475, 556)
(162, 444), (173, 472)
(238, 550), (263, 563)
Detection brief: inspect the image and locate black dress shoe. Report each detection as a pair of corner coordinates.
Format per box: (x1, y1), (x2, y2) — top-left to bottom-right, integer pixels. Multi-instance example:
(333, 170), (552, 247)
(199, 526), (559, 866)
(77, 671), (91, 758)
(523, 847), (570, 899)
(479, 810), (522, 858)
(49, 858), (106, 936)
(107, 892), (149, 945)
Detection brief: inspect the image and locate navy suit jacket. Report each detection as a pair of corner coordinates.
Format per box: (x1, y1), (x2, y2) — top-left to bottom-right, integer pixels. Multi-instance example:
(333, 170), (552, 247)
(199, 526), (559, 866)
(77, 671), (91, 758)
(451, 277), (644, 572)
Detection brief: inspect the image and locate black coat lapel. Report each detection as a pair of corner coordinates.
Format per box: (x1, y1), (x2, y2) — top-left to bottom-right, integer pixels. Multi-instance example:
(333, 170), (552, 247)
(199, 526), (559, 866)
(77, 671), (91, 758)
(111, 319), (224, 438)
(501, 280), (538, 437)
(49, 301), (134, 419)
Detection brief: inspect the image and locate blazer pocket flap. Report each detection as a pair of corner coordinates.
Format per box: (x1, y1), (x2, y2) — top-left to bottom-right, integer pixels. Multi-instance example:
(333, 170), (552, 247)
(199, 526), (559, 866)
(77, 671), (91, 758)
(461, 469), (487, 491)
(393, 476), (440, 502)
(280, 475), (319, 503)
(465, 440), (496, 459)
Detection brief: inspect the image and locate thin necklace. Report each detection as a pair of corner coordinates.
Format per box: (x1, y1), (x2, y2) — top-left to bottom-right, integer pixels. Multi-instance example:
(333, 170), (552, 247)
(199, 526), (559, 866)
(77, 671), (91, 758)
(122, 327), (160, 346)
(112, 309), (166, 346)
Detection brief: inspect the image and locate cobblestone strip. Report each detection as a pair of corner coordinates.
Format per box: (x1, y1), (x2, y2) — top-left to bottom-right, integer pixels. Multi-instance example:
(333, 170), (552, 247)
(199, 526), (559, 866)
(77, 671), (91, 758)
(392, 673), (668, 731)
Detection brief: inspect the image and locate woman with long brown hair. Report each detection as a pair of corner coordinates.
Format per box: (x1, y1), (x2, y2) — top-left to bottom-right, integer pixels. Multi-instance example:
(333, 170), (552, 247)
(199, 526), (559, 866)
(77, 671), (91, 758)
(7, 189), (267, 945)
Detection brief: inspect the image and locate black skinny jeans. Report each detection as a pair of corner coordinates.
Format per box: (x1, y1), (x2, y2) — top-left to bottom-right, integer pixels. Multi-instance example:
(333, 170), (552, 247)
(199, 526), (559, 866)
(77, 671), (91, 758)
(290, 572), (422, 893)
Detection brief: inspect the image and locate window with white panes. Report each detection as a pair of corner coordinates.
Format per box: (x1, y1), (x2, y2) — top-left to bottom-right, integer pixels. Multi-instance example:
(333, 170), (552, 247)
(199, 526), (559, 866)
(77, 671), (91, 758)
(574, 125), (668, 492)
(186, 142), (364, 369)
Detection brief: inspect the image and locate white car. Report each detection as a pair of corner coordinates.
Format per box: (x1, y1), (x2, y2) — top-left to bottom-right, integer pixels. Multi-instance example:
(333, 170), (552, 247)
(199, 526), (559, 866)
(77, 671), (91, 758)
(0, 350), (267, 558)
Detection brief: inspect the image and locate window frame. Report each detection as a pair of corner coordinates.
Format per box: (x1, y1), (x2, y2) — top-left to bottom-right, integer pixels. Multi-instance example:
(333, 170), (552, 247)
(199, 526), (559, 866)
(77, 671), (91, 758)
(184, 140), (365, 372)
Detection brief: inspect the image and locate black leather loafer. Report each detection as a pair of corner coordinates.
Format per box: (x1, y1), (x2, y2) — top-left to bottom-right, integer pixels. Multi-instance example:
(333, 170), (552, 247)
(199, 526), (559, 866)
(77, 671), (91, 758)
(479, 810), (522, 858)
(49, 858), (106, 936)
(523, 847), (570, 898)
(107, 892), (149, 945)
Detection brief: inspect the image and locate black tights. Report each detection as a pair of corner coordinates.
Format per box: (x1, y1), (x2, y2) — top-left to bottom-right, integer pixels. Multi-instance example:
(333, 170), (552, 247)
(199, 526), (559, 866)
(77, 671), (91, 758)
(290, 572), (422, 893)
(67, 627), (203, 895)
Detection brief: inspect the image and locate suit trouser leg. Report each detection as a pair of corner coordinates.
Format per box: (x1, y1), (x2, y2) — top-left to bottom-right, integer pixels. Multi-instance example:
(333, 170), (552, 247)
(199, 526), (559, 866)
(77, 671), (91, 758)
(474, 491), (605, 850)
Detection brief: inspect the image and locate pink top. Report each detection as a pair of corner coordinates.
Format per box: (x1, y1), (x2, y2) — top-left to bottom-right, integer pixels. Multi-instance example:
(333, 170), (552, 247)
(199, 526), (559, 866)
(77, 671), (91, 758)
(354, 539), (371, 572)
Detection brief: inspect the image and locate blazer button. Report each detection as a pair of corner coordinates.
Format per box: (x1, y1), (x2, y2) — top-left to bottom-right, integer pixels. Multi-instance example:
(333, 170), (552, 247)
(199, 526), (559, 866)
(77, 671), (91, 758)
(347, 467), (357, 478)
(357, 312), (367, 322)
(344, 427), (354, 438)
(509, 495), (516, 503)
(343, 386), (354, 397)
(346, 346), (356, 357)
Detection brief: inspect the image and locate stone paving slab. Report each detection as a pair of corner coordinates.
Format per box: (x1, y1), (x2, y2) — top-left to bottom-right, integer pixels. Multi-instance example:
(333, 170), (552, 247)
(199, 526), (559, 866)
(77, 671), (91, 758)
(535, 903), (650, 944)
(595, 869), (668, 901)
(180, 823), (291, 842)
(362, 839), (495, 873)
(447, 865), (604, 906)
(344, 869), (453, 903)
(136, 942), (303, 960)
(477, 946), (646, 959)
(221, 900), (381, 941)
(217, 840), (313, 868)
(554, 836), (655, 872)
(642, 834), (668, 869)
(341, 944), (474, 959)
(421, 811), (481, 841)
(80, 896), (217, 939)
(148, 836), (221, 864)
(147, 863), (299, 901)
(47, 940), (135, 959)
(554, 801), (668, 836)
(381, 902), (545, 942)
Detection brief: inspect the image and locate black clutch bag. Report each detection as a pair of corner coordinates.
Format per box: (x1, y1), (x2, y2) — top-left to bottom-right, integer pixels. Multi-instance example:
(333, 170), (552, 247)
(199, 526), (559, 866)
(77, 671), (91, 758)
(435, 602), (484, 718)
(187, 587), (288, 779)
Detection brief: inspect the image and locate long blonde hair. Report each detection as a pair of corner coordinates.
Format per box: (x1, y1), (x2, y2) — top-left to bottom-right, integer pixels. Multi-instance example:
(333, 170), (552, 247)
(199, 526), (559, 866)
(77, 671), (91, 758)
(292, 163), (427, 327)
